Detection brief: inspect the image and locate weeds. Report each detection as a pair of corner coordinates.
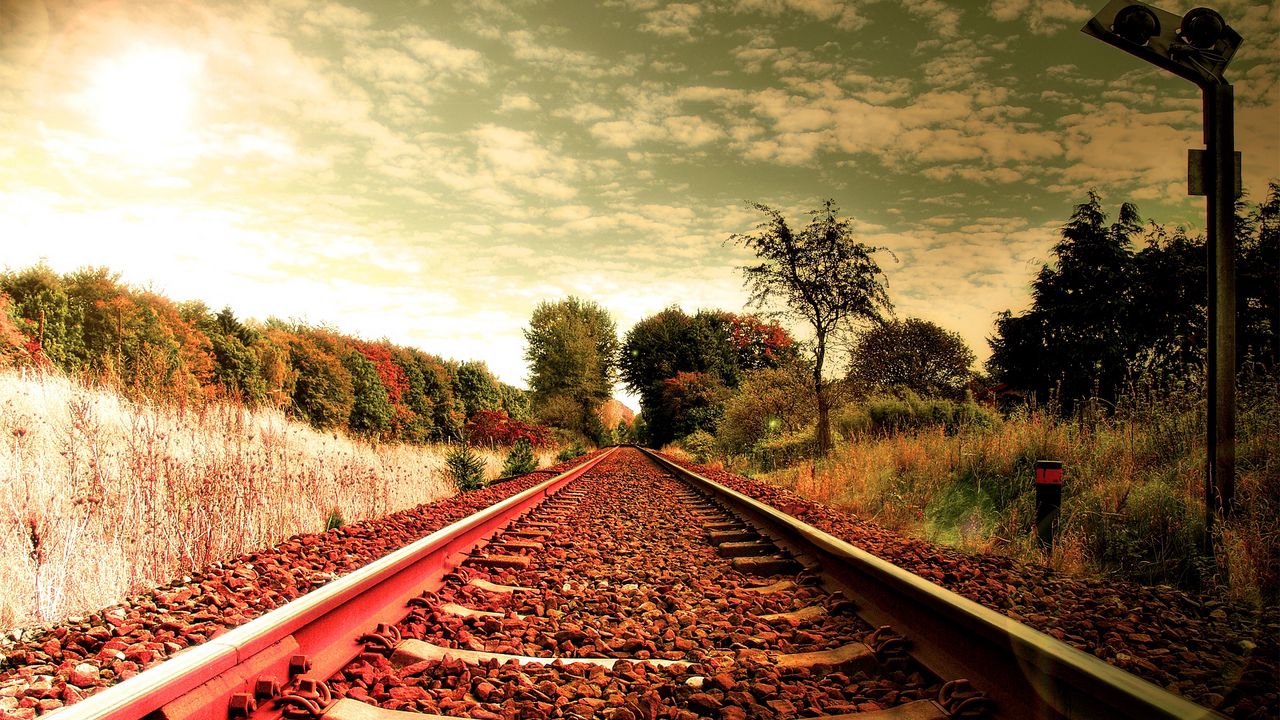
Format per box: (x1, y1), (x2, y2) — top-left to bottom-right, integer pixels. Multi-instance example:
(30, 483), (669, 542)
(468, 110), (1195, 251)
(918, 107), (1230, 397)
(0, 370), (504, 627)
(756, 381), (1279, 604)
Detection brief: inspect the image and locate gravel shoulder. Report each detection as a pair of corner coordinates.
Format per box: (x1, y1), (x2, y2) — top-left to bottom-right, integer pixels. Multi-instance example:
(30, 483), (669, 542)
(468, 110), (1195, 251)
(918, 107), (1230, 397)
(656, 452), (1279, 719)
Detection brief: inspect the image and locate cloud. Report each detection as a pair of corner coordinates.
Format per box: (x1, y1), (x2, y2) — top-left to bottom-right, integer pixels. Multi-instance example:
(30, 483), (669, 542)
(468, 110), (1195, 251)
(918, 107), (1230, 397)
(988, 0), (1090, 34)
(730, 0), (868, 31)
(499, 94), (540, 112)
(638, 3), (705, 39)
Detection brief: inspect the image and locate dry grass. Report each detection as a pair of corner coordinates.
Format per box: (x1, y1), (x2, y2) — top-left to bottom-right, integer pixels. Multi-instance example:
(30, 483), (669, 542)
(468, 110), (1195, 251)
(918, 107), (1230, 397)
(758, 388), (1279, 604)
(0, 369), (521, 628)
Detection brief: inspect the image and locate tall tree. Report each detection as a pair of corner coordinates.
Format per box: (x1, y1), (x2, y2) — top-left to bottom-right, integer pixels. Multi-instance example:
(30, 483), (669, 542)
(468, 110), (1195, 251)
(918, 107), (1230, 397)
(848, 317), (975, 399)
(1238, 182), (1279, 373)
(619, 307), (793, 446)
(988, 193), (1142, 409)
(523, 296), (618, 436)
(452, 360), (503, 418)
(730, 200), (892, 455)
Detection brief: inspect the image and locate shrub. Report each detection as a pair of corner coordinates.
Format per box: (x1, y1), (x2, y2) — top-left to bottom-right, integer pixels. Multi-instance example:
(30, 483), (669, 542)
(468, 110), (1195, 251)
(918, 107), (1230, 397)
(556, 442), (587, 462)
(862, 391), (998, 435)
(446, 445), (488, 491)
(753, 427), (816, 471)
(466, 409), (548, 447)
(678, 430), (716, 463)
(501, 439), (538, 476)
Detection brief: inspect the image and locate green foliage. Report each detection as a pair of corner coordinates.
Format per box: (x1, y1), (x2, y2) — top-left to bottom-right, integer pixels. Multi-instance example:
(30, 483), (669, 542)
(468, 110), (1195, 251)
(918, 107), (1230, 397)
(286, 333), (355, 429)
(324, 506), (345, 531)
(556, 442), (587, 462)
(446, 445), (488, 491)
(620, 307), (794, 447)
(989, 186), (1280, 410)
(1072, 480), (1208, 588)
(0, 263), (85, 370)
(452, 360), (503, 418)
(730, 200), (893, 455)
(753, 427), (816, 471)
(196, 306), (268, 404)
(501, 439), (539, 476)
(861, 392), (998, 435)
(344, 350), (393, 436)
(499, 383), (532, 421)
(524, 296), (618, 437)
(661, 371), (729, 439)
(678, 429), (717, 463)
(848, 317), (975, 399)
(719, 362), (816, 454)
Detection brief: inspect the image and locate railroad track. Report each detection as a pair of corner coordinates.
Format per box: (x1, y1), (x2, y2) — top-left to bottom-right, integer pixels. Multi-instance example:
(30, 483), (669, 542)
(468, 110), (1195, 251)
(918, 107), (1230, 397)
(50, 446), (1221, 720)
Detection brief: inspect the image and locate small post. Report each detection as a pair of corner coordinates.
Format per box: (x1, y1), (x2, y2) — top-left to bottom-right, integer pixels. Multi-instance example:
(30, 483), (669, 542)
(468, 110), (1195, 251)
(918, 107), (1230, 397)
(1034, 461), (1064, 552)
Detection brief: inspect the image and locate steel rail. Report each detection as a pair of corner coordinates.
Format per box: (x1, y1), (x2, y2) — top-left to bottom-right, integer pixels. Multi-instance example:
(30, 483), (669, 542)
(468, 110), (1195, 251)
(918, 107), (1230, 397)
(639, 447), (1224, 720)
(49, 448), (619, 720)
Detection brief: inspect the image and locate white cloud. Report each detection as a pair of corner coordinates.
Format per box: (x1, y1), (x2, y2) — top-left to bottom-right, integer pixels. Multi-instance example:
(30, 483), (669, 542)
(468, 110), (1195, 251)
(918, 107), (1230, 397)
(639, 3), (704, 39)
(988, 0), (1090, 34)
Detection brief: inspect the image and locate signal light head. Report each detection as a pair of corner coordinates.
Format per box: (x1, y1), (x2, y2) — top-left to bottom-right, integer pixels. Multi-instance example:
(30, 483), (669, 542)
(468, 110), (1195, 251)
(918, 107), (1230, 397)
(1179, 7), (1226, 49)
(1112, 5), (1161, 45)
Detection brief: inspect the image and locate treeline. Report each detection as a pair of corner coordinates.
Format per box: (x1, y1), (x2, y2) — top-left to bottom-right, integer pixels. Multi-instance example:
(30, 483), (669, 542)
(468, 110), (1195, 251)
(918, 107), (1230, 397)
(0, 265), (531, 444)
(613, 185), (1278, 459)
(988, 184), (1279, 409)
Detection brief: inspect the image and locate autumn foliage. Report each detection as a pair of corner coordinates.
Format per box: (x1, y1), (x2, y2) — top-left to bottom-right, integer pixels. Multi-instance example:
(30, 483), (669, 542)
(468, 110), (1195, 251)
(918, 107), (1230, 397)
(465, 409), (548, 447)
(0, 264), (548, 446)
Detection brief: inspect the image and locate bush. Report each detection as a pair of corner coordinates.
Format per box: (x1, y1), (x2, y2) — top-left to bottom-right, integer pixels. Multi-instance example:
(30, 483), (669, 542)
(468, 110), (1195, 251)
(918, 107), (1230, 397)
(753, 427), (816, 471)
(862, 391), (998, 435)
(556, 442), (587, 462)
(501, 439), (538, 476)
(678, 430), (716, 463)
(446, 445), (488, 491)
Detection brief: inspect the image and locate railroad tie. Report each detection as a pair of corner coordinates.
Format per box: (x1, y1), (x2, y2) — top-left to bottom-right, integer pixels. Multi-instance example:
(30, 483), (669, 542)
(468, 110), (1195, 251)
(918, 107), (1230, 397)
(707, 528), (759, 544)
(467, 577), (533, 593)
(320, 697), (948, 720)
(488, 539), (544, 551)
(758, 604), (828, 623)
(732, 554), (804, 576)
(465, 553), (532, 570)
(716, 540), (778, 558)
(743, 579), (796, 594)
(390, 639), (690, 670)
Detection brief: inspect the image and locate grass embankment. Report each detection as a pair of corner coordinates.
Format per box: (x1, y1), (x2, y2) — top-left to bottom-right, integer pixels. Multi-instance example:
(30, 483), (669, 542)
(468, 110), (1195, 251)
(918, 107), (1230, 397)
(0, 370), (541, 628)
(731, 385), (1278, 605)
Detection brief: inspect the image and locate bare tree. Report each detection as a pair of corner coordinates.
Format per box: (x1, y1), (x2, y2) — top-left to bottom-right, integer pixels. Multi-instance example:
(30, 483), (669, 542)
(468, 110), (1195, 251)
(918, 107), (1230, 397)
(730, 200), (892, 455)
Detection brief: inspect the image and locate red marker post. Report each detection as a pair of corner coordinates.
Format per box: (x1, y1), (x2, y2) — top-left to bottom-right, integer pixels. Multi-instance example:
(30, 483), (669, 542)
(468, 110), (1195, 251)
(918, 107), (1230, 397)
(1034, 460), (1064, 552)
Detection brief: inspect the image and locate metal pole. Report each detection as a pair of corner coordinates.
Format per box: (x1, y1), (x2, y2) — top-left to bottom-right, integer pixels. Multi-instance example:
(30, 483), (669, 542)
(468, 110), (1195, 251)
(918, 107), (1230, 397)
(1203, 81), (1237, 546)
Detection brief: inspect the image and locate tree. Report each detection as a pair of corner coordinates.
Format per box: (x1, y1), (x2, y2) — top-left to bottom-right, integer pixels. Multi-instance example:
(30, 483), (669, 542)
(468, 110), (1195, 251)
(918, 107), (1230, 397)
(988, 193), (1142, 409)
(344, 350), (393, 436)
(660, 371), (730, 439)
(1238, 182), (1279, 373)
(452, 360), (502, 418)
(848, 317), (974, 399)
(523, 296), (618, 435)
(286, 331), (354, 429)
(619, 307), (795, 446)
(730, 200), (892, 455)
(718, 361), (816, 454)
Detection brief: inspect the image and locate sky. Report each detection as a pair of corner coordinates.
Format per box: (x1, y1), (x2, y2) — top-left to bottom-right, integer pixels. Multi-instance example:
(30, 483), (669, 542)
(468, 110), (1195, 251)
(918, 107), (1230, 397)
(0, 0), (1276, 407)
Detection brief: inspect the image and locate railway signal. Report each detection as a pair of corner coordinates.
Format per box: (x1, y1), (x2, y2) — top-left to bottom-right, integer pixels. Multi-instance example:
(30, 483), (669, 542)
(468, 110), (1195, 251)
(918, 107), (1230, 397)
(1082, 2), (1243, 549)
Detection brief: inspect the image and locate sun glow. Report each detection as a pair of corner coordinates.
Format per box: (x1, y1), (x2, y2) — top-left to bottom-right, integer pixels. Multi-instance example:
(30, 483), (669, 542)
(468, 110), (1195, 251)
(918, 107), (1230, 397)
(80, 45), (204, 164)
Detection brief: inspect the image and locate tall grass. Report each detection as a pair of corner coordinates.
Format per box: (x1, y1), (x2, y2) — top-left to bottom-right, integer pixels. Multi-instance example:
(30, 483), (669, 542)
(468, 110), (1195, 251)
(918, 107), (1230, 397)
(758, 379), (1279, 604)
(0, 369), (523, 628)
